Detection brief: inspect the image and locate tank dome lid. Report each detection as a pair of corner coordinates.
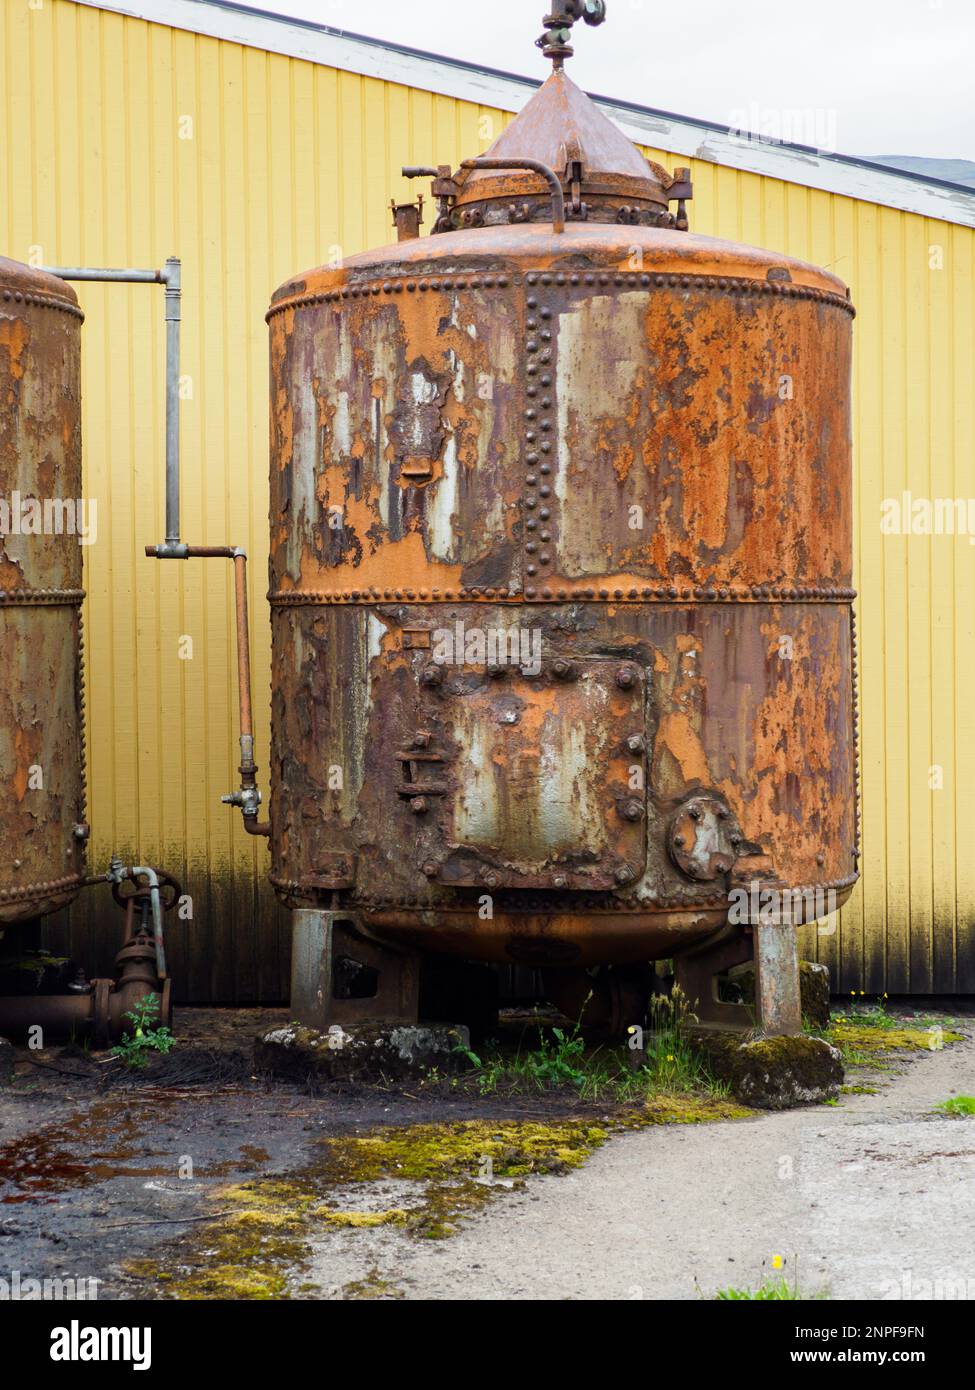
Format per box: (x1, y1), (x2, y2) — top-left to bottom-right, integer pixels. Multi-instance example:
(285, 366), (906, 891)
(412, 4), (692, 234)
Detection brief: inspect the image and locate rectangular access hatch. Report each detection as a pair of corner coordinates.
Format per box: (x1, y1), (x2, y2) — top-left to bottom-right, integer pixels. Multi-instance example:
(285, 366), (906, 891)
(435, 658), (647, 890)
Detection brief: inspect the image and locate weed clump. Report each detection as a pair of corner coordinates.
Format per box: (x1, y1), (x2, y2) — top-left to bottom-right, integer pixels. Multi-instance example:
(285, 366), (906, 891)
(111, 995), (175, 1070)
(455, 986), (725, 1106)
(935, 1095), (975, 1116)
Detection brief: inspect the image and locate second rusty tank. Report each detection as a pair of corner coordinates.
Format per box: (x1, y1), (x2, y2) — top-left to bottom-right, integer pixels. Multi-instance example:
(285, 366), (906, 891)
(265, 5), (857, 1035)
(0, 256), (88, 932)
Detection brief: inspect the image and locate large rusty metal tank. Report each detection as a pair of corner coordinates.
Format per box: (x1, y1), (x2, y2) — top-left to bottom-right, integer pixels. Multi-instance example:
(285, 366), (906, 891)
(0, 256), (88, 929)
(266, 7), (857, 1033)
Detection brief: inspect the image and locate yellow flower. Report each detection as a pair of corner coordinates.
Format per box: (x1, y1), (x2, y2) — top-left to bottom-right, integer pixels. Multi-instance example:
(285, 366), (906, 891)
(772, 1255), (783, 1269)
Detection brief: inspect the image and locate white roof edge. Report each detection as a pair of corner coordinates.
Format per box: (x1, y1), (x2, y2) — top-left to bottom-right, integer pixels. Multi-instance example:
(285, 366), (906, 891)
(74, 0), (975, 229)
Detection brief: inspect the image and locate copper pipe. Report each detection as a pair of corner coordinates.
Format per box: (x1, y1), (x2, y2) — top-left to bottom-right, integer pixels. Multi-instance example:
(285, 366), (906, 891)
(144, 544), (270, 836)
(232, 553), (269, 835)
(233, 553), (254, 755)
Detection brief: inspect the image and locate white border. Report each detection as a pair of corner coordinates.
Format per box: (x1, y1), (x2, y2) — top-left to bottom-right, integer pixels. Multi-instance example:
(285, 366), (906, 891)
(73, 0), (975, 228)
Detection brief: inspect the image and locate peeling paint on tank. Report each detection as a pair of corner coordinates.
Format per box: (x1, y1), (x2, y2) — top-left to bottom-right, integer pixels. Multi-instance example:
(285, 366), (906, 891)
(427, 433), (459, 561)
(535, 720), (604, 858)
(0, 260), (85, 924)
(365, 612), (387, 665)
(331, 391), (352, 458)
(555, 294), (642, 576)
(453, 719), (499, 847)
(284, 376), (322, 582)
(265, 218), (855, 965)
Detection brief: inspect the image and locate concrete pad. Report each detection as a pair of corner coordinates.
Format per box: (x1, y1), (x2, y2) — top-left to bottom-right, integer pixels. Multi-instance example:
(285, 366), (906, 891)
(254, 1021), (471, 1083)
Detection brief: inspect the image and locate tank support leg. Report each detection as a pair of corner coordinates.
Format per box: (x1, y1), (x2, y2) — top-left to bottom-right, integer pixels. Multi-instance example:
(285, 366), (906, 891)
(674, 928), (753, 1031)
(290, 909), (420, 1030)
(752, 920), (803, 1036)
(674, 921), (802, 1036)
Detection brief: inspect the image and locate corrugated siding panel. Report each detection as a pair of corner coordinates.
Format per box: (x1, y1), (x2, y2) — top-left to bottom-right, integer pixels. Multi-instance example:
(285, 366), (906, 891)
(2, 0), (973, 997)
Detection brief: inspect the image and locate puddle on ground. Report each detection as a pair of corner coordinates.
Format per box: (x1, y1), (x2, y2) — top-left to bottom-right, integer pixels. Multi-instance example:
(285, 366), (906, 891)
(0, 1093), (255, 1203)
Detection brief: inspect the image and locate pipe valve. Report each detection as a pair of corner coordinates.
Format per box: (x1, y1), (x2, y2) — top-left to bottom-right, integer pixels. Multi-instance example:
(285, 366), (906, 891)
(537, 1), (607, 68)
(222, 786), (263, 818)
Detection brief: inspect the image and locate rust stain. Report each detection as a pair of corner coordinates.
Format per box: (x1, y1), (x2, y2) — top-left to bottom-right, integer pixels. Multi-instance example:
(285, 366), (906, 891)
(0, 314), (29, 379)
(263, 103), (855, 970)
(0, 258), (86, 924)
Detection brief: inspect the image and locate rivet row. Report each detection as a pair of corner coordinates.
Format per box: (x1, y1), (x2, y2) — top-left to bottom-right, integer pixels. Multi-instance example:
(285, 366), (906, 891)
(266, 269), (856, 321)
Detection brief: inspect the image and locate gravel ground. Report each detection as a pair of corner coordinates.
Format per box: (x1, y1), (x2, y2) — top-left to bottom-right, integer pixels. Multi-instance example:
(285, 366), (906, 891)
(311, 1024), (974, 1300)
(1, 1007), (972, 1301)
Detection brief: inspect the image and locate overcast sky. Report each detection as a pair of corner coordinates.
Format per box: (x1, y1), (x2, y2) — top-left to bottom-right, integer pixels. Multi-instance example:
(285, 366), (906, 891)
(235, 0), (974, 161)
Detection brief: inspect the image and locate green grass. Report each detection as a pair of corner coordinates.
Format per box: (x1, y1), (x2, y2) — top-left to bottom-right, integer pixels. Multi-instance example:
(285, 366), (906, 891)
(935, 1095), (975, 1116)
(806, 999), (964, 1071)
(830, 998), (961, 1032)
(716, 1278), (801, 1300)
(714, 1266), (830, 1301)
(453, 987), (725, 1104)
(833, 1000), (901, 1030)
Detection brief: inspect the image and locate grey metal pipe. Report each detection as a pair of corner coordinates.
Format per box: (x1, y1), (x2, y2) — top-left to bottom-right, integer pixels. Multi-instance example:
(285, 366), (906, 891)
(41, 259), (186, 558)
(106, 860), (168, 982)
(130, 865), (168, 982)
(459, 158), (566, 232)
(40, 267), (164, 282)
(45, 260), (270, 836)
(162, 258), (181, 547)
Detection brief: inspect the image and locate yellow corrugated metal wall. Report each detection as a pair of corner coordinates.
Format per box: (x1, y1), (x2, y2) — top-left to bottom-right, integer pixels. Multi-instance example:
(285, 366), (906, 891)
(2, 0), (973, 997)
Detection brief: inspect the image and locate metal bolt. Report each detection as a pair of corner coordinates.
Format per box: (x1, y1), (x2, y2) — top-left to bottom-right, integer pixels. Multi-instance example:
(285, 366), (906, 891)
(553, 874), (569, 889)
(624, 733), (645, 753)
(689, 807), (702, 822)
(673, 835), (686, 849)
(420, 664), (444, 687)
(409, 796), (429, 814)
(483, 872), (501, 889)
(614, 864), (634, 885)
(552, 657), (577, 680)
(619, 799), (645, 822)
(413, 731), (432, 748)
(616, 665), (637, 689)
(421, 860), (439, 878)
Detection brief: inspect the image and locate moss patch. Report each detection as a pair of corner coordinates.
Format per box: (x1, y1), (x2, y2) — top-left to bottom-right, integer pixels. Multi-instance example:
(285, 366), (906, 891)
(690, 1032), (843, 1109)
(320, 1207), (410, 1229)
(828, 1019), (963, 1055)
(124, 1098), (752, 1297)
(623, 1093), (754, 1125)
(124, 1117), (609, 1295)
(125, 1176), (314, 1299)
(339, 1267), (405, 1300)
(320, 1118), (607, 1183)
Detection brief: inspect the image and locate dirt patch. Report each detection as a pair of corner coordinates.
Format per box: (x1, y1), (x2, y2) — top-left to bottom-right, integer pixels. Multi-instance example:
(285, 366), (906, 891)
(0, 1004), (969, 1301)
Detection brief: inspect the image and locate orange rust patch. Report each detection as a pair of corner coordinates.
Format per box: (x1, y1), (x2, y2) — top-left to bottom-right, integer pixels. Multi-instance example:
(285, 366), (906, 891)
(0, 315), (28, 379)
